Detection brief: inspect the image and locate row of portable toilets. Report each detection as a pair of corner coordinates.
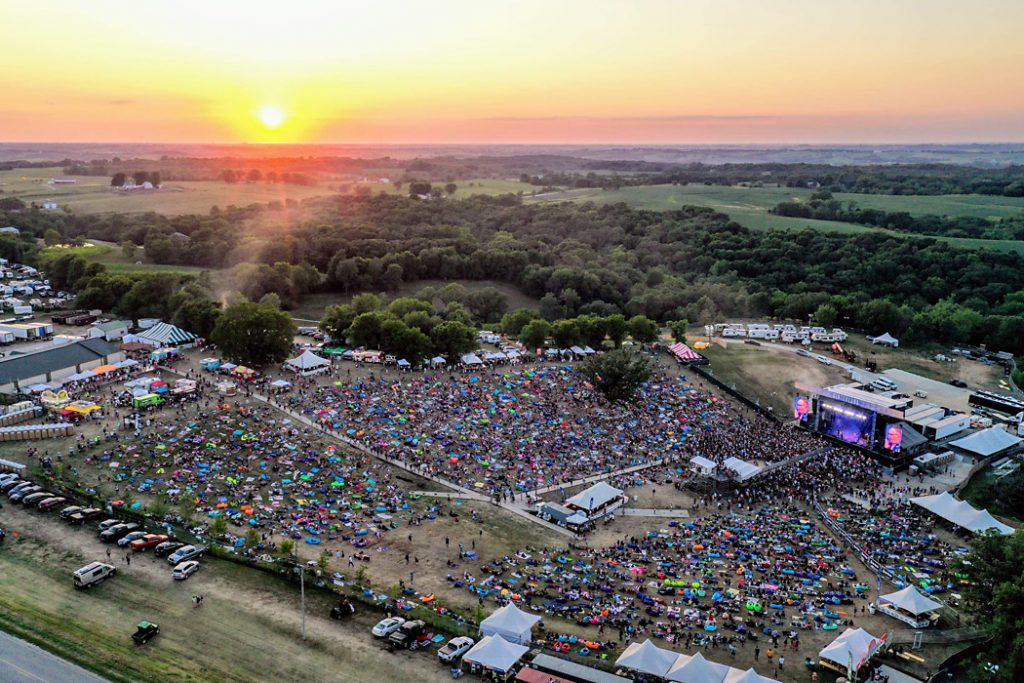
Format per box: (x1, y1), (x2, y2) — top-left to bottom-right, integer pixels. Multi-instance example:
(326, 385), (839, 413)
(0, 422), (74, 441)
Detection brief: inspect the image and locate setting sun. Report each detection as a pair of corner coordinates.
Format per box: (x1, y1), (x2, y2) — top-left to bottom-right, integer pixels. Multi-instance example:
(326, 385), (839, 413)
(258, 105), (286, 129)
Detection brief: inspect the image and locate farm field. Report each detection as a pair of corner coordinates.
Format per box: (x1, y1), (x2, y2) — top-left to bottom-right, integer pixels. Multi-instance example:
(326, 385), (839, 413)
(40, 242), (209, 275)
(530, 184), (1024, 253)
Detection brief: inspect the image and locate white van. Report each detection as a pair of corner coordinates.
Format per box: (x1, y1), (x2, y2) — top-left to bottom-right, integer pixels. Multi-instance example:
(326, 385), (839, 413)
(73, 562), (116, 589)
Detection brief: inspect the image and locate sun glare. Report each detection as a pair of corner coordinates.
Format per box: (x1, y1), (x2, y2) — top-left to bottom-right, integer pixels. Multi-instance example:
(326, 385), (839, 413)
(258, 105), (286, 129)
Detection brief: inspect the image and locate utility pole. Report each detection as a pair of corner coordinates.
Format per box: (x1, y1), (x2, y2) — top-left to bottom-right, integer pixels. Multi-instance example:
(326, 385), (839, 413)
(300, 564), (306, 640)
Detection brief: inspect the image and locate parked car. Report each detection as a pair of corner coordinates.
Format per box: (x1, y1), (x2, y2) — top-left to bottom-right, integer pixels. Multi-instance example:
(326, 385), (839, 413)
(796, 348), (811, 357)
(117, 531), (148, 547)
(130, 534), (169, 551)
(388, 620), (426, 649)
(11, 485), (42, 502)
(949, 379), (968, 388)
(1, 479), (27, 493)
(0, 473), (19, 486)
(371, 616), (405, 637)
(73, 561), (116, 589)
(167, 545), (205, 564)
(101, 522), (140, 543)
(132, 621), (160, 645)
(37, 496), (67, 511)
(0, 527), (5, 543)
(21, 491), (53, 507)
(154, 540), (185, 557)
(438, 636), (475, 663)
(743, 339), (761, 346)
(813, 354), (832, 366)
(172, 560), (200, 580)
(68, 507), (103, 525)
(97, 518), (122, 532)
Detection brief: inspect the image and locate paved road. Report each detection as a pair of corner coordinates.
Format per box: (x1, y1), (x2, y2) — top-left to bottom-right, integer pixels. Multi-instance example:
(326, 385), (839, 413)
(0, 630), (110, 683)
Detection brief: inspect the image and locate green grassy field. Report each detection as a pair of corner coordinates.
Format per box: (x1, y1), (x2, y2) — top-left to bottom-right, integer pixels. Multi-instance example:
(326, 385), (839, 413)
(530, 184), (1024, 253)
(40, 243), (209, 275)
(1, 167), (534, 216)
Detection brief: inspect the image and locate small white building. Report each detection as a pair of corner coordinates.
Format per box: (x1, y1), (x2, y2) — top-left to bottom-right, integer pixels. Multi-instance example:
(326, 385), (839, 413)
(41, 200), (59, 210)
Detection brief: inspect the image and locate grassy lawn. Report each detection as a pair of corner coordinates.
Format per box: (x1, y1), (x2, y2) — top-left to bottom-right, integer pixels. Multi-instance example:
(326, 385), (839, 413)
(529, 184), (1024, 254)
(40, 242), (210, 275)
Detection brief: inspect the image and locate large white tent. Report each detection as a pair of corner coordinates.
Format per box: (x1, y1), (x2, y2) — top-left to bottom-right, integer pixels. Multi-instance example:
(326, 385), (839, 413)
(819, 627), (883, 672)
(615, 639), (678, 677)
(564, 481), (624, 513)
(128, 322), (197, 348)
(909, 491), (1014, 535)
(690, 455), (716, 476)
(878, 585), (942, 627)
(949, 427), (1022, 457)
(868, 332), (899, 348)
(666, 652), (730, 683)
(479, 603), (541, 645)
(461, 353), (484, 365)
(723, 456), (763, 482)
(284, 350), (331, 376)
(723, 668), (783, 683)
(462, 635), (529, 673)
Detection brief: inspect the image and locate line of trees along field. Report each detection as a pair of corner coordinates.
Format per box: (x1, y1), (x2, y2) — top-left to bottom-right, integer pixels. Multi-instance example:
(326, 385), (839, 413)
(11, 190), (1024, 355)
(773, 190), (1024, 240)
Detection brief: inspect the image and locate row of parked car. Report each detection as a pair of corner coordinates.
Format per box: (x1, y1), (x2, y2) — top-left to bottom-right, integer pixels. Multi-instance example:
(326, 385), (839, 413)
(370, 615), (475, 664)
(0, 471), (204, 590)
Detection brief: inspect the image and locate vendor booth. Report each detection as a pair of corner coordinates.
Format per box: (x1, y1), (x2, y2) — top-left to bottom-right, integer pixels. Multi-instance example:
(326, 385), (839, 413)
(615, 639), (678, 677)
(270, 379), (292, 393)
(666, 652), (730, 683)
(200, 358), (221, 371)
(462, 635), (529, 678)
(285, 350), (331, 376)
(690, 455), (716, 476)
(818, 627), (886, 678)
(877, 585), (942, 628)
(479, 603), (541, 645)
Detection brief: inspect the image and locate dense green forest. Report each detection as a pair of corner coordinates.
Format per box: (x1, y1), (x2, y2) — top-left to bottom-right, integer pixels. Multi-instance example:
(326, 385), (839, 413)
(9, 190), (1024, 355)
(773, 190), (1024, 240)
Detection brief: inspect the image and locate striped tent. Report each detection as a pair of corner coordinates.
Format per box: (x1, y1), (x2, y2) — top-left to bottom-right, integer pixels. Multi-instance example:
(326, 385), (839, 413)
(669, 342), (706, 364)
(136, 322), (198, 347)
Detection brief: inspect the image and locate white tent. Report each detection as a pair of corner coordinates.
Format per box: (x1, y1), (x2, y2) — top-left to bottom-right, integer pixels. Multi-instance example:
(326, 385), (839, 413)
(461, 353), (484, 365)
(879, 586), (942, 617)
(462, 635), (529, 673)
(285, 350), (331, 376)
(615, 639), (678, 677)
(819, 627), (882, 671)
(565, 481), (624, 512)
(270, 379), (292, 389)
(132, 322), (197, 348)
(868, 332), (899, 348)
(949, 427), (1022, 457)
(723, 456), (763, 482)
(430, 356), (446, 366)
(479, 603), (541, 645)
(723, 668), (782, 683)
(690, 455), (716, 475)
(396, 358), (411, 368)
(910, 491), (1014, 535)
(666, 652), (730, 683)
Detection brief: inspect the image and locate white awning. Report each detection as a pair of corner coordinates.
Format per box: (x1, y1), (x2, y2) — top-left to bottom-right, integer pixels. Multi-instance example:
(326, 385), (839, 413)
(616, 639), (678, 677)
(949, 427), (1022, 456)
(462, 635), (528, 673)
(879, 585), (942, 616)
(564, 481), (623, 511)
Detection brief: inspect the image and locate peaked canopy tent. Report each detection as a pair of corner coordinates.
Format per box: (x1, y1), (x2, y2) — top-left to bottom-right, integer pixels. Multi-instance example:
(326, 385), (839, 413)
(722, 456), (763, 482)
(868, 332), (899, 348)
(615, 639), (679, 677)
(284, 350), (331, 376)
(564, 481), (625, 516)
(690, 455), (717, 476)
(723, 668), (783, 683)
(129, 322), (197, 349)
(949, 426), (1022, 457)
(462, 635), (529, 674)
(669, 342), (708, 365)
(461, 353), (484, 365)
(479, 603), (542, 645)
(819, 627), (885, 675)
(909, 491), (1014, 535)
(666, 652), (731, 683)
(878, 585), (943, 628)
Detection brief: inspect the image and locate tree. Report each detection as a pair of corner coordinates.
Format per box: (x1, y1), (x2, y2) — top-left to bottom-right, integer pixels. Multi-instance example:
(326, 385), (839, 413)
(43, 229), (62, 246)
(121, 240), (137, 259)
(604, 314), (629, 348)
(551, 319), (580, 348)
(575, 315), (608, 348)
(379, 318), (430, 361)
(501, 308), (537, 337)
(408, 181), (432, 196)
(320, 304), (357, 342)
(444, 183), (457, 195)
(519, 319), (551, 350)
(666, 319), (689, 342)
(211, 301), (297, 366)
(221, 169), (238, 183)
(346, 311), (389, 349)
(580, 348), (653, 403)
(430, 320), (477, 359)
(954, 529), (1024, 682)
(132, 171), (150, 186)
(351, 293), (382, 315)
(814, 303), (839, 329)
(466, 287), (508, 323)
(210, 516), (228, 537)
(317, 550), (331, 574)
(110, 172), (126, 188)
(247, 169), (263, 182)
(277, 539), (296, 558)
(171, 296), (222, 338)
(244, 528), (260, 550)
(628, 315), (659, 343)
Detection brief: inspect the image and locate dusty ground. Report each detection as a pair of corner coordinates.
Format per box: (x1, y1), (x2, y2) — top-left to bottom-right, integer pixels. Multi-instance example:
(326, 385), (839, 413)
(0, 503), (453, 683)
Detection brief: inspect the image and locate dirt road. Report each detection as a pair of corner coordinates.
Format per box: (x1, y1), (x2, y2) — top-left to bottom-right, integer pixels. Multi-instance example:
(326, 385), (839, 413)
(0, 503), (452, 683)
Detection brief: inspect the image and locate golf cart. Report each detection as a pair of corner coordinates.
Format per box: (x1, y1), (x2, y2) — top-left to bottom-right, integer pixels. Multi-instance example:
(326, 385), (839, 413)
(330, 599), (356, 620)
(132, 621), (160, 645)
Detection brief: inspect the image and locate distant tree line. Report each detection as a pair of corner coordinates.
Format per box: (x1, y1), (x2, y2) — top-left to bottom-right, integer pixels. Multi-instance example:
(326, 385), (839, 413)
(772, 190), (1024, 240)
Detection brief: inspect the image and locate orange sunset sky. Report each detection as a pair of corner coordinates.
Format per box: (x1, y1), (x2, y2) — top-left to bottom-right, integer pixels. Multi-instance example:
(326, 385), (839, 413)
(2, 0), (1022, 144)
